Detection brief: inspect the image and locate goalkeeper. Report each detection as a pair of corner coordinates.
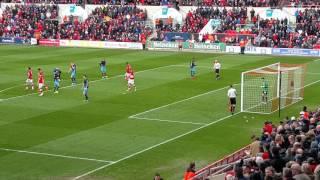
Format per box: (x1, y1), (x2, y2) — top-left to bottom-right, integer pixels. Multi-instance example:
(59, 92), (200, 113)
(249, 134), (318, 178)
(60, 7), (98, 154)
(261, 77), (269, 103)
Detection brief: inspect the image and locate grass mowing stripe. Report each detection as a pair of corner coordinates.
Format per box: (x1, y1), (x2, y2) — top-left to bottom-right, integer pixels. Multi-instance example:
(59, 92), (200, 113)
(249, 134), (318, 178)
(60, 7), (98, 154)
(0, 64), (178, 102)
(129, 84), (238, 119)
(130, 116), (208, 125)
(74, 78), (320, 180)
(0, 148), (114, 163)
(73, 112), (241, 180)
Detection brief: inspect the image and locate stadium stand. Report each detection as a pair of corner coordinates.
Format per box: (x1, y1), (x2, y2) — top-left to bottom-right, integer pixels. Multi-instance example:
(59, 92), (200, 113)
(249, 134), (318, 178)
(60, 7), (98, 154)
(0, 4), (58, 39)
(0, 0), (279, 6)
(59, 6), (151, 41)
(0, 2), (319, 47)
(193, 106), (320, 180)
(285, 0), (320, 7)
(152, 6), (319, 48)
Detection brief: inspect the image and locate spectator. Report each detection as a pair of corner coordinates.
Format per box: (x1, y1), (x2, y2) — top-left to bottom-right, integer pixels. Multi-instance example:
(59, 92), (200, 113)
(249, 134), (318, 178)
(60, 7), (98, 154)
(249, 136), (260, 157)
(154, 173), (164, 180)
(291, 163), (311, 180)
(265, 166), (275, 180)
(184, 162), (196, 180)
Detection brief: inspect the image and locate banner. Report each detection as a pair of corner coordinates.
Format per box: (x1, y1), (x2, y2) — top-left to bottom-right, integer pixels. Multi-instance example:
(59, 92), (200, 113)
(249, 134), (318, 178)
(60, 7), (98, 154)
(192, 42), (225, 51)
(0, 37), (27, 44)
(226, 46), (272, 55)
(147, 41), (179, 49)
(59, 40), (143, 49)
(30, 38), (38, 45)
(147, 41), (225, 51)
(272, 48), (320, 57)
(211, 19), (221, 26)
(162, 7), (168, 15)
(164, 32), (191, 42)
(39, 39), (60, 47)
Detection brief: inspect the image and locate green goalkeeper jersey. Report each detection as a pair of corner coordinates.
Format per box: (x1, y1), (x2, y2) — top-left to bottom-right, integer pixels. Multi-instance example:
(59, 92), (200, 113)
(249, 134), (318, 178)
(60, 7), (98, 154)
(262, 81), (269, 93)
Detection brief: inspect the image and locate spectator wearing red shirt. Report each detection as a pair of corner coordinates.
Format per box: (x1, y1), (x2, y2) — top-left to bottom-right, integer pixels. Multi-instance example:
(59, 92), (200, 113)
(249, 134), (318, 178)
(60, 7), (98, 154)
(263, 121), (273, 134)
(184, 162), (196, 180)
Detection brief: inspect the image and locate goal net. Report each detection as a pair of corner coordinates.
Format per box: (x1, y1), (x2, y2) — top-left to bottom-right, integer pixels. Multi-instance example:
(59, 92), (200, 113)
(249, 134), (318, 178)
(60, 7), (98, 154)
(241, 63), (307, 114)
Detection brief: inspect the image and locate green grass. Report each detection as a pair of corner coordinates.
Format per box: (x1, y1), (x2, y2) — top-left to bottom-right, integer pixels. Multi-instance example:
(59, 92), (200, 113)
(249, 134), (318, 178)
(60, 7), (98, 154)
(0, 45), (320, 180)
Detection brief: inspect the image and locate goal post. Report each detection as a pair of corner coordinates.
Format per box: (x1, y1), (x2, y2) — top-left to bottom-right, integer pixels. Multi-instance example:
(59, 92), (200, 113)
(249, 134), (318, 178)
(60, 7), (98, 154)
(241, 63), (307, 114)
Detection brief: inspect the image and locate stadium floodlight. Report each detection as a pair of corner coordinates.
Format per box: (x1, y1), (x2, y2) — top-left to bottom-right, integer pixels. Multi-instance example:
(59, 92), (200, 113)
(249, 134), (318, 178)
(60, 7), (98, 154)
(241, 62), (306, 114)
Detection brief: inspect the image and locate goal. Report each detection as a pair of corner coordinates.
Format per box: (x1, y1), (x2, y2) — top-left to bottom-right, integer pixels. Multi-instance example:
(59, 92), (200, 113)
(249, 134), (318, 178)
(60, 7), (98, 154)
(240, 63), (307, 114)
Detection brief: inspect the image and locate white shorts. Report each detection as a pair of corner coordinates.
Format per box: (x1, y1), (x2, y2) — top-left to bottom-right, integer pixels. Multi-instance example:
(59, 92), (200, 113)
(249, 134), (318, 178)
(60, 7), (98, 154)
(38, 83), (44, 89)
(26, 79), (33, 84)
(128, 79), (134, 85)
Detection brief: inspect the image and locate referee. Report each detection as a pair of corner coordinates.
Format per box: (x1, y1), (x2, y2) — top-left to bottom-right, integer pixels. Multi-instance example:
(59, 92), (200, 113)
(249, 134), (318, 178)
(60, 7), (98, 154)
(213, 60), (221, 80)
(227, 85), (237, 115)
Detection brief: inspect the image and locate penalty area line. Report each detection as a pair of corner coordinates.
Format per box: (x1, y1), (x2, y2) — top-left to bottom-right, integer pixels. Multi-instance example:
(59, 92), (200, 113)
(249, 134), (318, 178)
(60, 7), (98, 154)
(0, 147), (114, 163)
(130, 116), (208, 126)
(129, 84), (238, 119)
(73, 112), (241, 180)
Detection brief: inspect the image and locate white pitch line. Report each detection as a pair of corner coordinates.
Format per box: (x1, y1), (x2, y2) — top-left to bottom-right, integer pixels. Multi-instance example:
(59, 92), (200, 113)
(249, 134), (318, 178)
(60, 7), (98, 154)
(130, 116), (208, 125)
(0, 84), (24, 93)
(0, 64), (177, 102)
(304, 79), (320, 88)
(129, 84), (237, 119)
(171, 64), (212, 69)
(73, 112), (241, 180)
(74, 78), (320, 179)
(307, 72), (320, 75)
(0, 147), (114, 163)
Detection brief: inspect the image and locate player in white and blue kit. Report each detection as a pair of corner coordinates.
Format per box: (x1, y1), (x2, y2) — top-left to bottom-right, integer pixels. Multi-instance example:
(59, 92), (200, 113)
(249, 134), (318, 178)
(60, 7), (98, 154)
(99, 59), (107, 79)
(83, 75), (89, 101)
(53, 68), (61, 94)
(190, 58), (196, 79)
(70, 63), (77, 85)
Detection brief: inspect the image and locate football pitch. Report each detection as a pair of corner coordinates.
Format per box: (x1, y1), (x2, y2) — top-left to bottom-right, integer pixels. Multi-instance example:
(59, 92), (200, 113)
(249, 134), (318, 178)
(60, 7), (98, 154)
(0, 45), (320, 180)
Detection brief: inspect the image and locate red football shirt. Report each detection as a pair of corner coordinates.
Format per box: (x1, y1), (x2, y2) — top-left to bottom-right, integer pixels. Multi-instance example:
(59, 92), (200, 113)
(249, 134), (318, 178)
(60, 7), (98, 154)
(126, 64), (132, 73)
(38, 72), (44, 83)
(27, 70), (33, 79)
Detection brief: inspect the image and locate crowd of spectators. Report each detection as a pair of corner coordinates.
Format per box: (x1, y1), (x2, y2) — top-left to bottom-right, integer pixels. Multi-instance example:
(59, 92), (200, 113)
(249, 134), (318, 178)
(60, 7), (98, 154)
(249, 8), (320, 49)
(59, 6), (151, 41)
(154, 6), (319, 49)
(0, 4), (151, 42)
(0, 3), (319, 47)
(191, 0), (278, 7)
(153, 7), (248, 41)
(0, 4), (58, 39)
(286, 0), (320, 7)
(224, 106), (320, 180)
(1, 0), (279, 6)
(293, 8), (320, 49)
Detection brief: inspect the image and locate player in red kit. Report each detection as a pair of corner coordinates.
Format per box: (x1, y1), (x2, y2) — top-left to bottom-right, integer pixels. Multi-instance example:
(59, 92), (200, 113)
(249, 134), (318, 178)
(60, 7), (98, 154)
(127, 70), (136, 92)
(125, 62), (132, 80)
(25, 67), (34, 90)
(38, 68), (45, 96)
